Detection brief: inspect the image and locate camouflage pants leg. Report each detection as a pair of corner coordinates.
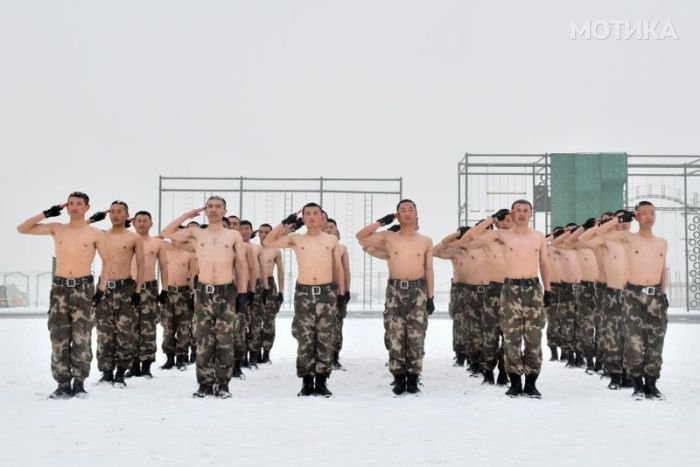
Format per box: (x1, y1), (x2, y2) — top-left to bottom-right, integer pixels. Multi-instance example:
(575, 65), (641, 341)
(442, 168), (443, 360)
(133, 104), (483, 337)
(47, 282), (94, 383)
(333, 301), (348, 354)
(499, 282), (545, 375)
(451, 286), (469, 355)
(195, 288), (236, 385)
(594, 284), (606, 360)
(601, 289), (624, 374)
(465, 287), (486, 367)
(234, 302), (249, 360)
(558, 287), (576, 353)
(623, 288), (668, 378)
(261, 281), (280, 352)
(162, 291), (193, 357)
(247, 282), (265, 352)
(136, 287), (158, 362)
(481, 286), (501, 371)
(575, 285), (596, 358)
(96, 284), (136, 370)
(545, 287), (560, 347)
(292, 289), (336, 377)
(385, 283), (428, 376)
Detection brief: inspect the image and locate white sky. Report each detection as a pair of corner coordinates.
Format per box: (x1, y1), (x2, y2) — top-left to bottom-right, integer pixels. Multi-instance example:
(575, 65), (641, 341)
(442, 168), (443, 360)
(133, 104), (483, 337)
(2, 0), (698, 274)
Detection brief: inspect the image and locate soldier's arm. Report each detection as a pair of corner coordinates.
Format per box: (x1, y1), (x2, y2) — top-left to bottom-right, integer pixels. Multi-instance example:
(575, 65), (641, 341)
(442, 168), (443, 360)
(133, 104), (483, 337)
(661, 240), (669, 293)
(94, 230), (110, 291)
(262, 223), (295, 249)
(577, 226), (604, 249)
(17, 210), (62, 236)
(188, 255), (198, 289)
(157, 240), (169, 289)
(133, 235), (145, 293)
(363, 245), (390, 260)
(341, 246), (351, 292)
(596, 217), (628, 243)
(425, 238), (435, 298)
(246, 245), (257, 291)
(539, 235), (551, 291)
(257, 250), (268, 290)
(355, 221), (387, 248)
(275, 250), (285, 293)
(332, 241), (346, 296)
(234, 235), (249, 294)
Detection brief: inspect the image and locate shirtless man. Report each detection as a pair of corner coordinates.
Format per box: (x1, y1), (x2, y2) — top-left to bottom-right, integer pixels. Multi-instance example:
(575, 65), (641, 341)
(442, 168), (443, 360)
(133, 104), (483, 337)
(227, 215), (240, 231)
(186, 221), (200, 363)
(17, 192), (110, 399)
(356, 199), (434, 395)
(545, 227), (566, 362)
(161, 234), (197, 370)
(460, 200), (551, 398)
(264, 203), (346, 397)
(94, 201), (145, 387)
(325, 218), (351, 369)
(257, 223), (284, 363)
(125, 210), (168, 379)
(161, 196), (249, 398)
(552, 224), (583, 368)
(597, 203), (668, 399)
(240, 220), (263, 369)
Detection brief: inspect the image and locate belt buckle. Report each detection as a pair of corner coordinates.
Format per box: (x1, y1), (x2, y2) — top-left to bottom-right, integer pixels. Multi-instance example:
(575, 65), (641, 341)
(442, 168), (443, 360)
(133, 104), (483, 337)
(65, 278), (76, 288)
(311, 286), (322, 296)
(642, 286), (656, 296)
(107, 280), (117, 289)
(204, 285), (216, 294)
(399, 280), (409, 289)
(476, 285), (486, 293)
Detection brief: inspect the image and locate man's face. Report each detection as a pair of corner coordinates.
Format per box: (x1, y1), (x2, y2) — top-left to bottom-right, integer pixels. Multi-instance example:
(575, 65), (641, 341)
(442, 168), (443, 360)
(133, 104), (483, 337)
(324, 222), (339, 238)
(109, 203), (129, 227)
(239, 224), (253, 241)
(228, 217), (240, 231)
(495, 213), (514, 230)
(302, 206), (322, 227)
(205, 200), (226, 222)
(321, 213), (328, 228)
(258, 226), (271, 242)
(635, 205), (656, 228)
(66, 196), (89, 218)
(396, 202), (417, 226)
(511, 203), (532, 225)
(133, 214), (152, 235)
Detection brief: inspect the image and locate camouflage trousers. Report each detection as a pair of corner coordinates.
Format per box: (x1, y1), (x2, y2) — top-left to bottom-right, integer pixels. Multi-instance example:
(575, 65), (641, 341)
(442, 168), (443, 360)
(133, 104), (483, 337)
(96, 280), (136, 371)
(161, 287), (193, 357)
(557, 284), (577, 353)
(384, 280), (428, 376)
(601, 287), (625, 374)
(575, 282), (597, 358)
(134, 282), (158, 362)
(261, 277), (282, 352)
(450, 283), (469, 355)
(195, 284), (237, 385)
(482, 283), (504, 371)
(333, 299), (347, 354)
(233, 282), (248, 360)
(465, 284), (488, 367)
(499, 279), (545, 375)
(246, 280), (265, 352)
(594, 282), (607, 360)
(623, 285), (668, 378)
(48, 277), (95, 383)
(292, 284), (336, 377)
(545, 284), (561, 347)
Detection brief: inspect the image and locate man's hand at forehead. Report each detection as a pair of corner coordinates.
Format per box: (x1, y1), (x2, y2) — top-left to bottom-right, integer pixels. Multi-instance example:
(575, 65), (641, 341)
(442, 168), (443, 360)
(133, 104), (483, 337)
(43, 203), (65, 218)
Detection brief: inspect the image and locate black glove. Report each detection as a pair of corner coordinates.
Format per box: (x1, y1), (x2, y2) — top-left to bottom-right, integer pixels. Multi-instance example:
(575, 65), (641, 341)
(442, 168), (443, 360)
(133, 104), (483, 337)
(92, 289), (104, 307)
(457, 226), (469, 239)
(158, 290), (168, 305)
(43, 204), (63, 218)
(247, 291), (255, 304)
(544, 290), (554, 307)
(387, 225), (401, 232)
(88, 211), (107, 224)
(292, 218), (305, 232)
(277, 292), (284, 304)
(236, 293), (248, 312)
(376, 213), (396, 226)
(618, 211), (635, 223)
(131, 292), (141, 307)
(188, 293), (195, 310)
(337, 294), (345, 307)
(282, 212), (298, 225)
(125, 219), (132, 228)
(251, 230), (258, 239)
(662, 294), (669, 308)
(426, 297), (435, 315)
(343, 291), (351, 304)
(582, 218), (596, 230)
(262, 288), (269, 304)
(491, 208), (510, 221)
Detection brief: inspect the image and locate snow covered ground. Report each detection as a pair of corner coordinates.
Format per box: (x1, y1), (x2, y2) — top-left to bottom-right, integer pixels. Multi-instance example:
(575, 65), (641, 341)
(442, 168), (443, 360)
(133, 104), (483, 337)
(2, 317), (699, 466)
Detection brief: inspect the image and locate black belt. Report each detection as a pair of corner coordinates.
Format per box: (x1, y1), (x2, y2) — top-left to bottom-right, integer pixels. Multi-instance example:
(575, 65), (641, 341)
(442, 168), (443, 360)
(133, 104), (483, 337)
(464, 283), (489, 293)
(168, 285), (191, 293)
(295, 283), (335, 296)
(606, 287), (625, 297)
(581, 281), (596, 289)
(562, 282), (581, 291)
(504, 278), (539, 287)
(198, 283), (235, 294)
(53, 275), (93, 288)
(143, 280), (158, 290)
(388, 278), (426, 290)
(106, 278), (134, 289)
(452, 282), (470, 289)
(596, 281), (607, 288)
(626, 283), (663, 296)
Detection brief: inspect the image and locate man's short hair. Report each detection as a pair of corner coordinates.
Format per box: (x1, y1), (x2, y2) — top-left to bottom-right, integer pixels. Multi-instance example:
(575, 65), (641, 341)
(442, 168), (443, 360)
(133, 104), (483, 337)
(207, 195), (226, 208)
(302, 202), (322, 214)
(259, 223), (272, 230)
(68, 191), (90, 204)
(133, 210), (152, 221)
(635, 201), (654, 210)
(511, 199), (532, 210)
(396, 199), (417, 211)
(565, 222), (577, 229)
(600, 211), (614, 218)
(240, 220), (253, 229)
(111, 200), (129, 212)
(228, 215), (239, 221)
(327, 218), (337, 226)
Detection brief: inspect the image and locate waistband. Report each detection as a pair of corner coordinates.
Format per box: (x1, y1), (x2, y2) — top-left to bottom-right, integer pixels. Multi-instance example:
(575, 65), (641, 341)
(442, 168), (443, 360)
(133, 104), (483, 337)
(168, 285), (191, 293)
(105, 278), (135, 289)
(388, 278), (426, 290)
(504, 277), (539, 287)
(198, 283), (235, 295)
(596, 281), (607, 288)
(562, 282), (581, 290)
(606, 287), (625, 296)
(463, 283), (489, 293)
(580, 281), (596, 289)
(143, 280), (158, 290)
(626, 283), (663, 296)
(295, 283), (336, 295)
(53, 275), (94, 288)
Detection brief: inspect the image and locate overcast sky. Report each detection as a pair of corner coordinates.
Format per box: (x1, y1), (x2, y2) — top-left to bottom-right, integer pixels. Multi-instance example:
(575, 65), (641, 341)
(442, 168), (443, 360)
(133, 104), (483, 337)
(1, 0), (698, 277)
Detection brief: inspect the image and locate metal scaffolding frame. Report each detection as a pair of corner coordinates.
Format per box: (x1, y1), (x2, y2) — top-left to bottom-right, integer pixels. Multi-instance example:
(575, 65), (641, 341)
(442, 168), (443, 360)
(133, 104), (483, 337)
(158, 176), (403, 310)
(458, 153), (700, 311)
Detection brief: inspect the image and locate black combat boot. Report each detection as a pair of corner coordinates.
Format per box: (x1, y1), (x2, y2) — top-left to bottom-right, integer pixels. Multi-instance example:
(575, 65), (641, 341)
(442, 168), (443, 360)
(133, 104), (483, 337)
(644, 376), (663, 399)
(141, 360), (153, 379)
(114, 367), (127, 387)
(482, 370), (495, 385)
(125, 359), (141, 378)
(523, 373), (542, 398)
(632, 376), (645, 399)
(232, 360), (244, 379)
(505, 373), (522, 397)
(261, 349), (271, 364)
(620, 370), (634, 388)
(72, 379), (88, 398)
(189, 347), (197, 364)
(241, 353), (249, 368)
(559, 350), (568, 362)
(249, 351), (259, 370)
(98, 369), (114, 384)
(585, 357), (595, 375)
(467, 362), (481, 378)
(392, 374), (407, 395)
(161, 354), (175, 370)
(574, 352), (585, 368)
(548, 345), (559, 362)
(453, 352), (466, 367)
(216, 383), (232, 399)
(192, 384), (214, 398)
(49, 381), (73, 399)
(314, 374), (333, 397)
(594, 357), (604, 374)
(297, 375), (315, 396)
(406, 374), (420, 394)
(608, 373), (622, 390)
(565, 352), (576, 368)
(176, 355), (187, 370)
(332, 352), (344, 370)
(496, 370), (509, 386)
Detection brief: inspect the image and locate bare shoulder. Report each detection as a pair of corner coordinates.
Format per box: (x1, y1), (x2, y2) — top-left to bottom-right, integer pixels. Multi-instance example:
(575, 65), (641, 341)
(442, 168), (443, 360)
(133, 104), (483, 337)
(417, 233), (433, 246)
